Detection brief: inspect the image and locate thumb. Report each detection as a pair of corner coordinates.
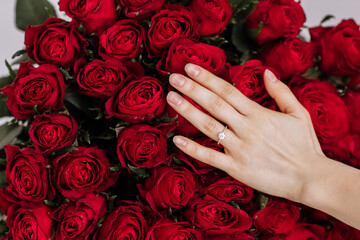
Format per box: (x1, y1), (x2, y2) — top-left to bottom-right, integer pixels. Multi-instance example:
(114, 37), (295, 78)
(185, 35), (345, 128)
(264, 69), (304, 117)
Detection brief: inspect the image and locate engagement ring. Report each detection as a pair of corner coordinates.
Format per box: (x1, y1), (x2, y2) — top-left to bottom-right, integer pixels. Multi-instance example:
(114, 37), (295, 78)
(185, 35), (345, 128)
(217, 126), (227, 145)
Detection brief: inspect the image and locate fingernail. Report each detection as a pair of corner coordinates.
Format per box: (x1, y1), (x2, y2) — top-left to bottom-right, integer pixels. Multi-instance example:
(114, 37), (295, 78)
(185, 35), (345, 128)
(265, 69), (278, 82)
(173, 136), (187, 147)
(170, 74), (185, 87)
(167, 92), (183, 105)
(185, 63), (200, 77)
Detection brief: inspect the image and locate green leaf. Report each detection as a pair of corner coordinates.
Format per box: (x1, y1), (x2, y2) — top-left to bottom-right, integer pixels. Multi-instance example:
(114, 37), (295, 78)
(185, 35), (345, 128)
(50, 146), (78, 158)
(12, 49), (27, 59)
(15, 0), (57, 31)
(64, 83), (96, 118)
(0, 158), (6, 166)
(0, 123), (23, 149)
(320, 15), (335, 25)
(44, 199), (56, 207)
(229, 200), (241, 209)
(0, 171), (7, 187)
(247, 21), (263, 39)
(127, 164), (149, 178)
(109, 163), (122, 172)
(0, 76), (13, 89)
(232, 20), (252, 53)
(354, 84), (360, 91)
(5, 60), (16, 80)
(259, 194), (269, 211)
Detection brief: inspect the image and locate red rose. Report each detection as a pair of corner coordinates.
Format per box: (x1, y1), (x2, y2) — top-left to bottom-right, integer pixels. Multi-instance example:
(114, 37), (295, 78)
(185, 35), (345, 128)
(119, 0), (165, 19)
(184, 196), (252, 236)
(189, 0), (232, 36)
(289, 76), (349, 145)
(58, 0), (117, 34)
(29, 114), (78, 155)
(254, 197), (300, 234)
(207, 232), (254, 240)
(310, 19), (360, 76)
(117, 123), (175, 170)
(52, 193), (107, 240)
(0, 189), (12, 215)
(261, 38), (317, 80)
(246, 0), (305, 45)
(75, 58), (144, 99)
(138, 166), (197, 211)
(99, 19), (145, 61)
(2, 145), (55, 205)
(5, 204), (53, 240)
(326, 220), (360, 240)
(105, 76), (166, 123)
(145, 219), (204, 240)
(0, 62), (66, 120)
(53, 146), (118, 200)
(25, 18), (87, 68)
(146, 4), (199, 57)
(284, 223), (326, 240)
(343, 90), (360, 134)
(347, 74), (360, 92)
(157, 38), (228, 77)
(230, 60), (277, 109)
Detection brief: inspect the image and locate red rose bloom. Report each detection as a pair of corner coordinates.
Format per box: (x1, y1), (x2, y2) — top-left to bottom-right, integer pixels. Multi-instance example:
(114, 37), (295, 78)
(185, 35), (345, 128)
(326, 220), (360, 240)
(347, 74), (360, 92)
(284, 223), (326, 240)
(261, 38), (316, 80)
(254, 197), (300, 234)
(0, 62), (66, 120)
(310, 19), (360, 76)
(29, 114), (78, 155)
(75, 58), (144, 99)
(105, 76), (166, 123)
(2, 145), (55, 205)
(58, 0), (117, 33)
(25, 18), (87, 68)
(138, 166), (197, 211)
(52, 193), (107, 240)
(99, 19), (145, 61)
(146, 4), (199, 57)
(0, 190), (12, 215)
(119, 0), (165, 19)
(246, 0), (306, 45)
(189, 0), (232, 36)
(53, 146), (118, 200)
(207, 232), (254, 240)
(343, 90), (360, 134)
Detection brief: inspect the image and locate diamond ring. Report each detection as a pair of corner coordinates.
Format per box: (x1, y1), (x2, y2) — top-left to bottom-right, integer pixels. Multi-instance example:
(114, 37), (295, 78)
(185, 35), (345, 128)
(217, 126), (227, 145)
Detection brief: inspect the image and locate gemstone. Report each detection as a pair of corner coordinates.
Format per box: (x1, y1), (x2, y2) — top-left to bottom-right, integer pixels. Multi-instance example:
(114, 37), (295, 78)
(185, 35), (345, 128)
(218, 132), (225, 140)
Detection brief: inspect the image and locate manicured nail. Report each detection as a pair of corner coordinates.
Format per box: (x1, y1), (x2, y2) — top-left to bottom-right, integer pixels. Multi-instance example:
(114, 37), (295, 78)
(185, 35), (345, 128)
(170, 74), (185, 87)
(173, 136), (187, 147)
(265, 69), (278, 82)
(167, 91), (183, 105)
(185, 63), (200, 77)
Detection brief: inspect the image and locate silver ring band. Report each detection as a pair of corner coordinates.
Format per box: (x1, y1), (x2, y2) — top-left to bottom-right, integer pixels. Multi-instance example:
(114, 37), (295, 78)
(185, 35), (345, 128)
(217, 126), (227, 145)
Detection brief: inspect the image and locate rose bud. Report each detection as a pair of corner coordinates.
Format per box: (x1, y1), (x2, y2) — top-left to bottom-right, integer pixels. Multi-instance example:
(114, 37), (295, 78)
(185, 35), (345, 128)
(138, 166), (197, 211)
(75, 59), (144, 99)
(29, 114), (78, 155)
(58, 0), (117, 34)
(343, 90), (360, 134)
(119, 0), (165, 19)
(2, 145), (55, 205)
(25, 18), (87, 68)
(261, 38), (317, 80)
(53, 146), (118, 200)
(5, 204), (53, 240)
(105, 76), (166, 123)
(52, 193), (107, 240)
(99, 19), (145, 61)
(146, 4), (199, 58)
(189, 0), (232, 36)
(310, 19), (360, 76)
(0, 62), (66, 120)
(246, 0), (305, 45)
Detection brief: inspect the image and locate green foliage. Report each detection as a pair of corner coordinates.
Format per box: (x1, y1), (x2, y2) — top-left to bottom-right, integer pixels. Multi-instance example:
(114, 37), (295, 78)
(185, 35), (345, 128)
(0, 123), (23, 149)
(320, 14), (335, 25)
(127, 164), (149, 178)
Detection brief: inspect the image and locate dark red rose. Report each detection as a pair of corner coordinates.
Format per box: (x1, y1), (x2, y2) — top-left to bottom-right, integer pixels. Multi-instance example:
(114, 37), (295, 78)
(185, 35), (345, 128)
(146, 4), (199, 57)
(189, 0), (232, 36)
(138, 166), (197, 211)
(145, 219), (204, 240)
(119, 0), (165, 19)
(0, 189), (12, 215)
(105, 76), (166, 123)
(184, 196), (252, 236)
(2, 145), (55, 205)
(254, 197), (300, 234)
(343, 90), (360, 134)
(0, 62), (66, 120)
(58, 0), (117, 33)
(230, 60), (277, 109)
(99, 19), (145, 61)
(284, 223), (326, 240)
(347, 74), (360, 92)
(310, 19), (360, 76)
(52, 193), (107, 240)
(25, 18), (87, 68)
(75, 58), (144, 99)
(246, 0), (305, 45)
(326, 220), (360, 240)
(157, 38), (227, 77)
(29, 114), (78, 155)
(261, 38), (316, 80)
(53, 146), (118, 200)
(289, 76), (349, 145)
(5, 204), (53, 240)
(207, 232), (254, 240)
(117, 123), (175, 170)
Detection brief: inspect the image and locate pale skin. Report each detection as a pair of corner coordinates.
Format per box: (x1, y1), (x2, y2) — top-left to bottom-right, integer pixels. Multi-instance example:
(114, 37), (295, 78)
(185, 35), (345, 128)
(166, 63), (360, 230)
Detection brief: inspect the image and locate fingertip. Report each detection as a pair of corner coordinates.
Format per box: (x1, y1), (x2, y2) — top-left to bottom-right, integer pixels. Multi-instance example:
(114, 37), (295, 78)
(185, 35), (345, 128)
(264, 69), (278, 83)
(173, 135), (187, 147)
(185, 63), (200, 77)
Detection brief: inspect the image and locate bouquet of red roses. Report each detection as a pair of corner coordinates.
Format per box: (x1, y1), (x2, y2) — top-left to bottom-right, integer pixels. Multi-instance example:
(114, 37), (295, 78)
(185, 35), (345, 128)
(0, 0), (360, 239)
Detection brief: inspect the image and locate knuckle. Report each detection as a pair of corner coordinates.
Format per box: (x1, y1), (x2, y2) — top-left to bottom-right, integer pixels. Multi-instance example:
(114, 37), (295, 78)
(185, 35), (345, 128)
(185, 81), (197, 94)
(203, 117), (218, 133)
(221, 84), (236, 98)
(207, 151), (216, 166)
(189, 142), (198, 156)
(211, 97), (225, 113)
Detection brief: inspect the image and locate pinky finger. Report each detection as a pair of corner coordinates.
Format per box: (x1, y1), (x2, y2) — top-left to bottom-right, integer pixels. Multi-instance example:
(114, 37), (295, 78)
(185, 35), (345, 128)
(173, 135), (233, 172)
